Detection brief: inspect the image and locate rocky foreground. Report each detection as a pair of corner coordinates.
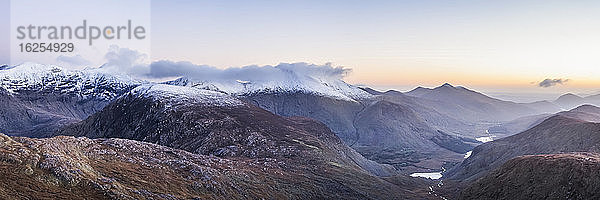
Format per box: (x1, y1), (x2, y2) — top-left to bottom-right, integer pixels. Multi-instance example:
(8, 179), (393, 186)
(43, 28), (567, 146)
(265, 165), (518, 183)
(0, 133), (433, 199)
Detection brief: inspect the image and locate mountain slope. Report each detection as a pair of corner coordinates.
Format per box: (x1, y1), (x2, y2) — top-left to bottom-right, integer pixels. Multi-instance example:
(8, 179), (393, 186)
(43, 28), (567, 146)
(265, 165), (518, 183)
(239, 92), (365, 146)
(56, 84), (403, 178)
(1, 132), (430, 199)
(352, 95), (478, 172)
(405, 83), (543, 122)
(486, 113), (552, 137)
(0, 63), (140, 137)
(460, 153), (600, 200)
(522, 100), (563, 114)
(167, 77), (481, 172)
(58, 84), (348, 159)
(359, 87), (385, 95)
(446, 105), (600, 182)
(241, 89), (480, 172)
(554, 93), (586, 109)
(163, 62), (373, 102)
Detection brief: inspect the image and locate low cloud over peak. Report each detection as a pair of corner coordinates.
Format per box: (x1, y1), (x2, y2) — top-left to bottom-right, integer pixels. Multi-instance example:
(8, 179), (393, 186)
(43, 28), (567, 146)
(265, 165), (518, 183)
(538, 78), (569, 88)
(146, 60), (350, 82)
(92, 46), (352, 83)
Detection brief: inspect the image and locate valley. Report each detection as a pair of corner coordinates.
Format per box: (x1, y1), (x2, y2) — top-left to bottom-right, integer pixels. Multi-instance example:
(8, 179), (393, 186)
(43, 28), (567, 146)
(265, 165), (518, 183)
(1, 63), (599, 199)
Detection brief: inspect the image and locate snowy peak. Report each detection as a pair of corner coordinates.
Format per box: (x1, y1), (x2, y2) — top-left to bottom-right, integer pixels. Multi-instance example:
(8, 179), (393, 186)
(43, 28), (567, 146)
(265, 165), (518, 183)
(0, 62), (141, 101)
(0, 64), (11, 70)
(130, 84), (244, 107)
(163, 64), (373, 102)
(163, 77), (226, 94)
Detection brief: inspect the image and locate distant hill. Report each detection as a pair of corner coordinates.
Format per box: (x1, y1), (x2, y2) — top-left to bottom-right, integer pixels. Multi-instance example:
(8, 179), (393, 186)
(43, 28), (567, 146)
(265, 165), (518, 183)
(554, 93), (600, 110)
(405, 83), (550, 122)
(0, 63), (141, 137)
(446, 105), (600, 182)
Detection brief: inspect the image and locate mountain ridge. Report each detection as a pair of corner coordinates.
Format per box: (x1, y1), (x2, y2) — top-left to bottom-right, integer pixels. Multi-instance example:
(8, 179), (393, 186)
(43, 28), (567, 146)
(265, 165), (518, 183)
(0, 63), (141, 137)
(446, 105), (600, 182)
(55, 83), (399, 177)
(554, 93), (600, 110)
(163, 64), (373, 102)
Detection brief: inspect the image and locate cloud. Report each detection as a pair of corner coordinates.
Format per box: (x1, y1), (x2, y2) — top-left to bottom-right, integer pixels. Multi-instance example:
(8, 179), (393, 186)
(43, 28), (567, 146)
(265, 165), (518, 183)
(99, 46), (351, 82)
(99, 45), (149, 75)
(96, 46), (351, 82)
(145, 61), (350, 82)
(538, 78), (569, 88)
(56, 54), (91, 66)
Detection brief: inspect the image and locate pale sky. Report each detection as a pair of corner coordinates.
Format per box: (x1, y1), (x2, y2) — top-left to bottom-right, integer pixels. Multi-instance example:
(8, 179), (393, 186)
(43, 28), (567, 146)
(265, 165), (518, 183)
(2, 0), (600, 99)
(150, 0), (600, 95)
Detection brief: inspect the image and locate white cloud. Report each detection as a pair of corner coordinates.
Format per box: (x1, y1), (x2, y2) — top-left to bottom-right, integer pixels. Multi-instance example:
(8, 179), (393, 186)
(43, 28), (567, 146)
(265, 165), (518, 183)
(56, 54), (91, 67)
(99, 45), (149, 76)
(100, 46), (351, 83)
(145, 60), (351, 82)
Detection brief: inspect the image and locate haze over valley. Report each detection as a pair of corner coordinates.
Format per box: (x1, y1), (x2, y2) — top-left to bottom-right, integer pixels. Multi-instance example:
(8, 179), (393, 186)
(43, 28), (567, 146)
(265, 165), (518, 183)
(0, 62), (599, 199)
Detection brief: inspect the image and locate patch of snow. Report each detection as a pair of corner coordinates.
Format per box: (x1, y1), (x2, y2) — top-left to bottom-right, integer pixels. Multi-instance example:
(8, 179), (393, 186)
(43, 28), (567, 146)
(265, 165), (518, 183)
(131, 84), (244, 107)
(410, 172), (443, 180)
(464, 151), (472, 158)
(236, 80), (250, 84)
(0, 62), (142, 101)
(476, 136), (494, 143)
(0, 64), (13, 70)
(162, 64), (373, 102)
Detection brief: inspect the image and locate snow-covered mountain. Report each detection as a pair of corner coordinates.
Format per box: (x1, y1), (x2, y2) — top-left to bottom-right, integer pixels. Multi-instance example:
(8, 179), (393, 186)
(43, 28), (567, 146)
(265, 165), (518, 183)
(0, 63), (142, 137)
(56, 83), (401, 178)
(0, 62), (142, 101)
(131, 84), (245, 107)
(163, 71), (372, 102)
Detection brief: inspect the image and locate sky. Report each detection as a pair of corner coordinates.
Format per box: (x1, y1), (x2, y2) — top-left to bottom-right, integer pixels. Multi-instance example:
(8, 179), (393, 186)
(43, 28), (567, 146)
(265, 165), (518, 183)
(0, 0), (8, 63)
(2, 0), (600, 101)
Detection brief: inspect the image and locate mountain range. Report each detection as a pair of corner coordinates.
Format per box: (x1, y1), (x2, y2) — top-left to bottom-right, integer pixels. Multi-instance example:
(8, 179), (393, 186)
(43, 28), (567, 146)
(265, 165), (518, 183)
(2, 63), (596, 174)
(446, 105), (600, 182)
(1, 62), (600, 199)
(406, 83), (550, 122)
(0, 63), (140, 137)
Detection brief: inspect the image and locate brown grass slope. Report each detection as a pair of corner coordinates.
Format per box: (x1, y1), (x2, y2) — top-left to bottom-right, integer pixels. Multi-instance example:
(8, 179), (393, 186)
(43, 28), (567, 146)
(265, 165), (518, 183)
(460, 153), (600, 200)
(1, 132), (435, 199)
